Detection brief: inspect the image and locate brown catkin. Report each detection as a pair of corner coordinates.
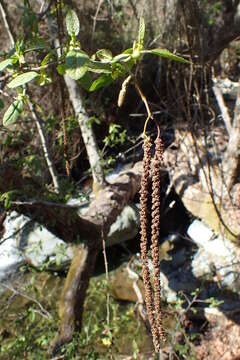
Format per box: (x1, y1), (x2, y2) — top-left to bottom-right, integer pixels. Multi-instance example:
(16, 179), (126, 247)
(151, 137), (166, 341)
(140, 136), (160, 352)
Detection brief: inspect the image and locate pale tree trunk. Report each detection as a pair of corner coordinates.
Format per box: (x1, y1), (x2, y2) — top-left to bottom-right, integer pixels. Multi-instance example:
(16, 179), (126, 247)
(222, 81), (240, 190)
(64, 75), (105, 186)
(0, 0), (60, 194)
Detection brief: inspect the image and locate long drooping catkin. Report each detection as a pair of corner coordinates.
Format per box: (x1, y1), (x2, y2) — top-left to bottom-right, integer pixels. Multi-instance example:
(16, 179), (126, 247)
(140, 136), (160, 352)
(151, 137), (166, 341)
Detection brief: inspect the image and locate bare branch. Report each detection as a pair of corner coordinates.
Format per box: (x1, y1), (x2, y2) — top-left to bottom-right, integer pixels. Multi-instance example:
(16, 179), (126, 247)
(0, 0), (15, 48)
(0, 282), (52, 319)
(213, 84), (232, 136)
(27, 99), (60, 193)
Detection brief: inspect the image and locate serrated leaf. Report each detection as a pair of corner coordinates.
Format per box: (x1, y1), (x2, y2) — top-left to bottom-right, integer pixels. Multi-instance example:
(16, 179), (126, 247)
(138, 17), (145, 48)
(7, 71), (39, 88)
(66, 9), (80, 36)
(89, 74), (113, 92)
(3, 100), (23, 126)
(0, 58), (12, 71)
(141, 49), (190, 64)
(66, 49), (89, 80)
(96, 49), (113, 63)
(87, 60), (112, 74)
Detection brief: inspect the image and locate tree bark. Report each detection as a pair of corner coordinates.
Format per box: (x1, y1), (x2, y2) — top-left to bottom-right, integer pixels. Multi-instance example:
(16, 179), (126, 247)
(222, 80), (240, 189)
(51, 244), (98, 355)
(64, 75), (105, 186)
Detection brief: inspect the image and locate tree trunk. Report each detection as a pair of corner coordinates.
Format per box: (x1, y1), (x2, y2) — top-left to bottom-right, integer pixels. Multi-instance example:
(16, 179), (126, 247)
(64, 75), (105, 186)
(223, 80), (240, 189)
(51, 244), (99, 355)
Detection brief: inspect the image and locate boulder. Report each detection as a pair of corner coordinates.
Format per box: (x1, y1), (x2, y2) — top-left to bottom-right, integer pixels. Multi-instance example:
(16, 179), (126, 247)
(0, 200), (140, 279)
(188, 220), (240, 294)
(0, 211), (75, 276)
(0, 212), (25, 281)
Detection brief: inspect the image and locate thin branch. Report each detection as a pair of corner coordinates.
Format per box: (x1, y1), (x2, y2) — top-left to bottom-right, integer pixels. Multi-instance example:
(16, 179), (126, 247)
(27, 99), (60, 193)
(102, 231), (110, 326)
(9, 199), (89, 208)
(0, 282), (52, 319)
(133, 79), (153, 136)
(213, 84), (232, 135)
(92, 0), (104, 37)
(0, 0), (15, 48)
(128, 0), (138, 20)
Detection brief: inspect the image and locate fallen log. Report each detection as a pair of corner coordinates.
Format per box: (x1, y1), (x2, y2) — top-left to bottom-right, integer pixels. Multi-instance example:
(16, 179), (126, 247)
(50, 161), (142, 353)
(1, 161), (142, 352)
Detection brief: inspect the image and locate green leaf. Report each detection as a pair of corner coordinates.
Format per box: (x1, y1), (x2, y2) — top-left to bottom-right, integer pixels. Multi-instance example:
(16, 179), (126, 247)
(111, 53), (131, 63)
(66, 9), (80, 36)
(141, 49), (190, 63)
(41, 50), (56, 67)
(25, 37), (48, 52)
(96, 49), (113, 63)
(3, 100), (23, 126)
(57, 64), (66, 75)
(66, 49), (89, 80)
(111, 48), (133, 63)
(87, 60), (112, 74)
(89, 74), (113, 92)
(138, 17), (145, 48)
(78, 71), (92, 91)
(7, 71), (39, 88)
(0, 98), (4, 110)
(0, 58), (12, 71)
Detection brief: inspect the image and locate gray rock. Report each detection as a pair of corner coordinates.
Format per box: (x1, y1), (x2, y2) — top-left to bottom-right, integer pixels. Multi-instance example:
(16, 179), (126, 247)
(107, 204), (139, 246)
(188, 220), (240, 293)
(214, 78), (239, 100)
(0, 211), (74, 275)
(22, 222), (74, 269)
(72, 199), (140, 247)
(0, 211), (25, 281)
(0, 199), (140, 278)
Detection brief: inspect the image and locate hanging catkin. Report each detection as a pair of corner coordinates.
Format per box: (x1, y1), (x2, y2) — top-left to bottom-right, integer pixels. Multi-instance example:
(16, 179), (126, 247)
(151, 137), (166, 341)
(140, 136), (160, 352)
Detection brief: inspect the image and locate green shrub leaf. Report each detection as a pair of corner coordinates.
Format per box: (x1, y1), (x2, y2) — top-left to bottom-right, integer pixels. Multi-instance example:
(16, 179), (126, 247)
(7, 71), (39, 88)
(3, 100), (23, 126)
(87, 60), (112, 74)
(78, 72), (92, 91)
(66, 9), (80, 36)
(0, 58), (13, 71)
(141, 49), (190, 63)
(66, 49), (89, 80)
(57, 64), (66, 75)
(96, 49), (113, 63)
(89, 74), (113, 92)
